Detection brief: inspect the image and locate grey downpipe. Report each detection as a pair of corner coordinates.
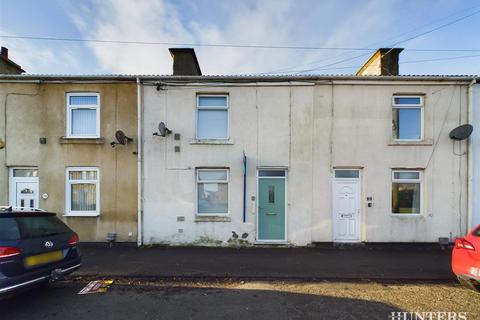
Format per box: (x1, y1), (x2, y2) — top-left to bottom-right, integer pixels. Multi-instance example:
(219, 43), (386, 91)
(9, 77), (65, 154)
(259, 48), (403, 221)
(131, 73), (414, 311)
(136, 77), (143, 246)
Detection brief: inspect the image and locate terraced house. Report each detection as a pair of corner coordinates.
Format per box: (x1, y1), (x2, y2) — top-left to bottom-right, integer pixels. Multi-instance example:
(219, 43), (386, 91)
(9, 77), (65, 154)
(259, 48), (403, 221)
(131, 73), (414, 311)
(139, 48), (478, 246)
(0, 47), (138, 242)
(1, 46), (479, 246)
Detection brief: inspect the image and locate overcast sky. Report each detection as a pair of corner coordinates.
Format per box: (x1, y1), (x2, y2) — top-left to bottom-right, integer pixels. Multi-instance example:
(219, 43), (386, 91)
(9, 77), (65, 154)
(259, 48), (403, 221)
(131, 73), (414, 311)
(1, 0), (480, 75)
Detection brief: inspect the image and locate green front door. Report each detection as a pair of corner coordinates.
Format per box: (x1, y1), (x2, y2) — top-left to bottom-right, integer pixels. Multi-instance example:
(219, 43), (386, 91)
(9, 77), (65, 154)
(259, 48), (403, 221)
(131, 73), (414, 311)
(258, 178), (286, 241)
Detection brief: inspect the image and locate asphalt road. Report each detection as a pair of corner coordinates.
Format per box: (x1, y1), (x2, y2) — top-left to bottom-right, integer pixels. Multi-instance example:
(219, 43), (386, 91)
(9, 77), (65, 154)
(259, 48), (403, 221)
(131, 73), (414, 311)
(1, 280), (478, 320)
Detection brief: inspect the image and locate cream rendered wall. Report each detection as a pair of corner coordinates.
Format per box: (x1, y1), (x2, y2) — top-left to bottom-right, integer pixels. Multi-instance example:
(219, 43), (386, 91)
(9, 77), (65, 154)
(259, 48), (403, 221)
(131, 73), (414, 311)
(142, 80), (469, 245)
(142, 83), (315, 245)
(311, 83), (469, 242)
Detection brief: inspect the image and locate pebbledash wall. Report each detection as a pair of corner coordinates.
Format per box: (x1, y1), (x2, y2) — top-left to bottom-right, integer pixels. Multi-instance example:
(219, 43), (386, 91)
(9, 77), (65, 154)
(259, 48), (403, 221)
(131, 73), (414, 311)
(0, 78), (138, 242)
(141, 76), (472, 246)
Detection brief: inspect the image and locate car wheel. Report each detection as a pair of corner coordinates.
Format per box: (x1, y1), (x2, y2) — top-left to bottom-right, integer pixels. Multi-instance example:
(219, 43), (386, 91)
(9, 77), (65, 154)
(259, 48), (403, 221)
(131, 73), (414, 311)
(473, 281), (480, 293)
(458, 276), (480, 292)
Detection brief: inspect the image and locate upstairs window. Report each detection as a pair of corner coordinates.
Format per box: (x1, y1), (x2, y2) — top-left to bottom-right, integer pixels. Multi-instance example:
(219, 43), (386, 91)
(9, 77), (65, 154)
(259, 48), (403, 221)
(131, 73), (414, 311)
(392, 170), (422, 215)
(196, 95), (228, 139)
(66, 93), (100, 138)
(392, 96), (423, 141)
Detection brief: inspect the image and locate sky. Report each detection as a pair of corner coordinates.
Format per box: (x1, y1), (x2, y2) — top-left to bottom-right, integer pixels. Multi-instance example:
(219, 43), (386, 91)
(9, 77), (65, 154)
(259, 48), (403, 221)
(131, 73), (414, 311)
(0, 0), (480, 76)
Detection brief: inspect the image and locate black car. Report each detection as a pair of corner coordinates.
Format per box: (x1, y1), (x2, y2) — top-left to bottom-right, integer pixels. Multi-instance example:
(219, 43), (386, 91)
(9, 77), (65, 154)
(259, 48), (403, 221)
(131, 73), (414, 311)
(0, 207), (81, 295)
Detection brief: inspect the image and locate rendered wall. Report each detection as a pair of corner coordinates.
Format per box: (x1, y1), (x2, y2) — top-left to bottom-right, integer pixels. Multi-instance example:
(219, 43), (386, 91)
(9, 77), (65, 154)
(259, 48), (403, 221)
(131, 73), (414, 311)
(142, 80), (469, 245)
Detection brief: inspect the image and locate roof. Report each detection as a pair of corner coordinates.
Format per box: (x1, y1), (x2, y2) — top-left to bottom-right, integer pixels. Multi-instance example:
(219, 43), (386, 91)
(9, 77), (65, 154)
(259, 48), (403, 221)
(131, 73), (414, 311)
(0, 73), (477, 82)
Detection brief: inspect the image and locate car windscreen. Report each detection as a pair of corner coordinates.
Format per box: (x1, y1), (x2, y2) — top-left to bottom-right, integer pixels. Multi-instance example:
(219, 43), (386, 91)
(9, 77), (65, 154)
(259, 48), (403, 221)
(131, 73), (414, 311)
(0, 216), (71, 240)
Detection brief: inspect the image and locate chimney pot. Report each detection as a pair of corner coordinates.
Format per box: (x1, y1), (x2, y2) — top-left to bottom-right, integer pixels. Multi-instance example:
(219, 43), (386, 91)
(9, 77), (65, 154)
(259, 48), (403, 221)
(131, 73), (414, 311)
(1, 47), (8, 59)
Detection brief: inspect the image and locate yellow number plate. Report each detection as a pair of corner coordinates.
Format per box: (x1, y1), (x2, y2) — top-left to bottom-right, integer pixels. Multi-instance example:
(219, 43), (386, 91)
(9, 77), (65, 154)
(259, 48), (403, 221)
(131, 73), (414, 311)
(24, 250), (63, 267)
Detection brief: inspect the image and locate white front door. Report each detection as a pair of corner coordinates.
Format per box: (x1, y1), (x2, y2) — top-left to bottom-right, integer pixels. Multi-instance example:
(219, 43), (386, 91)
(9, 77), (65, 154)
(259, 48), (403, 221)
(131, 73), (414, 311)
(15, 181), (39, 208)
(332, 170), (361, 242)
(9, 168), (39, 209)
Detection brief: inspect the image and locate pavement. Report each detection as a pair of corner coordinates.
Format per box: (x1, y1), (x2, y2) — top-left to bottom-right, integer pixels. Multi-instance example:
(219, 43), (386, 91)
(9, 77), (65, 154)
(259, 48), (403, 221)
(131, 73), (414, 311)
(75, 244), (455, 280)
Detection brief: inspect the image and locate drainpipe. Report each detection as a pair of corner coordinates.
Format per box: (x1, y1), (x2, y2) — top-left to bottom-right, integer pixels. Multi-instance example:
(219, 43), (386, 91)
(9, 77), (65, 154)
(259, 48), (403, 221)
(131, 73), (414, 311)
(136, 77), (143, 246)
(467, 77), (479, 232)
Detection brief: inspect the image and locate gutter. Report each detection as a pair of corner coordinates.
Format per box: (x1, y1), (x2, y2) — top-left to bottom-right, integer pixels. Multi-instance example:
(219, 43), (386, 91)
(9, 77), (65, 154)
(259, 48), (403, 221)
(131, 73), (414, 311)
(136, 77), (143, 246)
(0, 74), (476, 82)
(0, 74), (136, 81)
(0, 80), (43, 83)
(139, 75), (477, 83)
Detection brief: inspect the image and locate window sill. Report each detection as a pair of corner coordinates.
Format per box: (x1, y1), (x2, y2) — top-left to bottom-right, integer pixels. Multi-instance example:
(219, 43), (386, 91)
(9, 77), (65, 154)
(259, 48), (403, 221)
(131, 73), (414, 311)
(63, 212), (100, 217)
(391, 213), (423, 217)
(195, 216), (231, 222)
(388, 139), (432, 146)
(190, 139), (234, 145)
(59, 137), (105, 144)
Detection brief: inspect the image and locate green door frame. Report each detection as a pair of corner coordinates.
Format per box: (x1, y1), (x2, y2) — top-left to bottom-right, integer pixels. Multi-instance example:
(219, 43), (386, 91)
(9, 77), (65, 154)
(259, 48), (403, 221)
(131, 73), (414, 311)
(256, 169), (287, 242)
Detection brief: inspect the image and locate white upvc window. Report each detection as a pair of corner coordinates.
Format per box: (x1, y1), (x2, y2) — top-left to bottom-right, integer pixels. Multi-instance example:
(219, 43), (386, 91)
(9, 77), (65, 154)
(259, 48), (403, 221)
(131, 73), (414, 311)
(66, 93), (100, 138)
(392, 95), (424, 141)
(392, 170), (423, 215)
(196, 95), (229, 139)
(65, 167), (100, 216)
(196, 169), (229, 215)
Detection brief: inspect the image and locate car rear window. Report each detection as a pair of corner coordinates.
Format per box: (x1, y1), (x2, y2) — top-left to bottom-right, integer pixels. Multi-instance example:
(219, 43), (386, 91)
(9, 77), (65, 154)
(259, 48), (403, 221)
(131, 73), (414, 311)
(0, 218), (21, 240)
(473, 226), (480, 237)
(0, 216), (71, 240)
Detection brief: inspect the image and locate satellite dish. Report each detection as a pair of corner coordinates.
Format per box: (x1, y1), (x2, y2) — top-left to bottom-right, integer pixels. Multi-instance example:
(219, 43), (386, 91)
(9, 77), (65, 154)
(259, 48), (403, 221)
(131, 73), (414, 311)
(449, 124), (473, 141)
(155, 122), (172, 137)
(110, 130), (133, 148)
(115, 130), (133, 145)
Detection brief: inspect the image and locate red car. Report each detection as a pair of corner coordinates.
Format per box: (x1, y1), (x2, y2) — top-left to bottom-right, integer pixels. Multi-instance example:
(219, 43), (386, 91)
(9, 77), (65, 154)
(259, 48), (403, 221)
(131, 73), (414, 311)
(452, 225), (480, 292)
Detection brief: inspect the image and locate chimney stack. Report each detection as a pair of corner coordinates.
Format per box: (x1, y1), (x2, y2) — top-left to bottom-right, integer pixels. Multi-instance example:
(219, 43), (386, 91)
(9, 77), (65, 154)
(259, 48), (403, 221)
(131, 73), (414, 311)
(0, 46), (25, 74)
(169, 48), (202, 76)
(1, 47), (8, 59)
(356, 48), (403, 76)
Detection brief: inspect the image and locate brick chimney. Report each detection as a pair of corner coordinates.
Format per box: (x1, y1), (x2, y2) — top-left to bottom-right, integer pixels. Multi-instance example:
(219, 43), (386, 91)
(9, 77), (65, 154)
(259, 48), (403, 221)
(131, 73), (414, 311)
(356, 48), (403, 76)
(1, 47), (8, 59)
(0, 46), (25, 74)
(169, 48), (202, 76)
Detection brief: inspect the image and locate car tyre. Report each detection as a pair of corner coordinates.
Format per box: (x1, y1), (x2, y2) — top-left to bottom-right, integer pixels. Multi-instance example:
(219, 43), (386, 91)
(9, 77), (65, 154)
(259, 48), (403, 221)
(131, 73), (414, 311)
(458, 276), (480, 292)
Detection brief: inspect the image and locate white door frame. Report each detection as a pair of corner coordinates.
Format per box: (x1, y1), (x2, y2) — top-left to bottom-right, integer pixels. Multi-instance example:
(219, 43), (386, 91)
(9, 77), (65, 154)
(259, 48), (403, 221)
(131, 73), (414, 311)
(332, 169), (362, 242)
(9, 167), (39, 208)
(256, 167), (288, 243)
